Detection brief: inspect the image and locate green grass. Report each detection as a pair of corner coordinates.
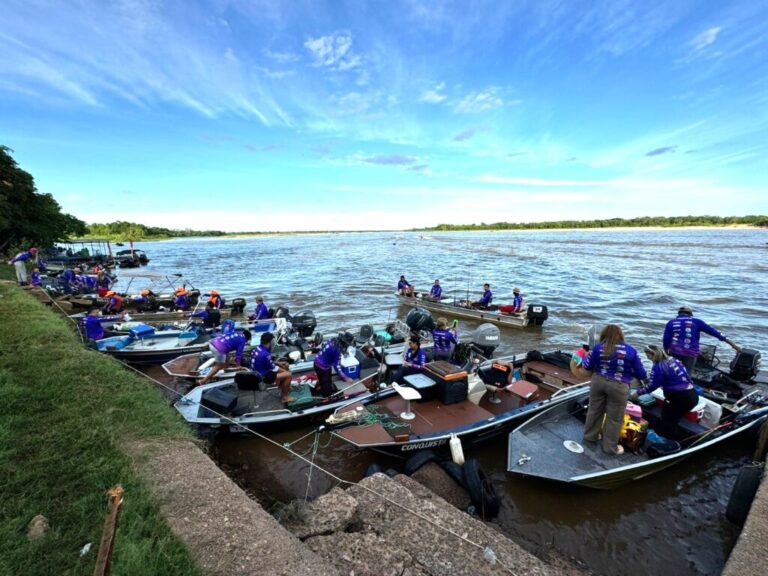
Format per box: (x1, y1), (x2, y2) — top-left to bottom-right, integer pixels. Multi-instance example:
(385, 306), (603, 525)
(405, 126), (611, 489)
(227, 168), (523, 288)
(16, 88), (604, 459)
(0, 282), (202, 576)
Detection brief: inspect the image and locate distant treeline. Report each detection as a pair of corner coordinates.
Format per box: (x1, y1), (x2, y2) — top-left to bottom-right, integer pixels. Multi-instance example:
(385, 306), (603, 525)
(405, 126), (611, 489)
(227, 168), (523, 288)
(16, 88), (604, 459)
(420, 215), (768, 231)
(85, 221), (228, 240)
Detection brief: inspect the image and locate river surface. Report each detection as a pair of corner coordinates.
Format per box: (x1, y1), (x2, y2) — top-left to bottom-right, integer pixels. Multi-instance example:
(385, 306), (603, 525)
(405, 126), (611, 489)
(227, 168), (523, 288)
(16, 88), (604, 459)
(130, 228), (767, 576)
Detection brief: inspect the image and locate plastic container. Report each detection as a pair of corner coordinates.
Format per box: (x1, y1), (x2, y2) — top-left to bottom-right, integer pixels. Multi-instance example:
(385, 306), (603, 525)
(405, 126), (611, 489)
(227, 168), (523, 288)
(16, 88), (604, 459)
(450, 434), (465, 465)
(625, 402), (643, 420)
(340, 354), (361, 380)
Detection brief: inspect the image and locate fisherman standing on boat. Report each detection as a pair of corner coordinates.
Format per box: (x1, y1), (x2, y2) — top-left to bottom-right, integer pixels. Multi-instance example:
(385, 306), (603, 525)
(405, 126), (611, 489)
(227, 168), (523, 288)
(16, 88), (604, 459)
(631, 345), (698, 439)
(80, 307), (126, 341)
(250, 296), (270, 320)
(471, 283), (493, 309)
(431, 317), (458, 361)
(427, 279), (442, 301)
(499, 287), (525, 315)
(392, 335), (427, 384)
(198, 329), (252, 385)
(663, 306), (741, 372)
(7, 247), (37, 285)
(313, 333), (356, 397)
(58, 267), (76, 294)
(397, 275), (415, 296)
(250, 332), (294, 403)
(575, 324), (647, 456)
(96, 270), (113, 297)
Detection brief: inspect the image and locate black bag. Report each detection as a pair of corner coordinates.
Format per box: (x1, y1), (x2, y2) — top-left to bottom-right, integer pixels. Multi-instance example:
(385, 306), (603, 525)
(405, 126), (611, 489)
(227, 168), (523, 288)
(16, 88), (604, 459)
(646, 439), (681, 459)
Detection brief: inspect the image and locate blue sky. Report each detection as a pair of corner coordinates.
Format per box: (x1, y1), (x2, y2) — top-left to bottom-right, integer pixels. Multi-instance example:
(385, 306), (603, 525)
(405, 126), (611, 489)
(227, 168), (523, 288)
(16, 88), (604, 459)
(2, 0), (767, 231)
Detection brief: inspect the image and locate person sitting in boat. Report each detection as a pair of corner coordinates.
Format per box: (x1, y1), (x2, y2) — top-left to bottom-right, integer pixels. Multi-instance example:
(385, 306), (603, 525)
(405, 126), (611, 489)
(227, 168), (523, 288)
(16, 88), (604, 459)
(102, 291), (124, 314)
(313, 332), (356, 397)
(207, 290), (224, 310)
(96, 270), (113, 297)
(198, 329), (252, 386)
(249, 296), (270, 320)
(250, 332), (294, 403)
(427, 279), (442, 301)
(498, 287), (525, 315)
(392, 335), (428, 384)
(81, 307), (125, 341)
(8, 247), (37, 285)
(431, 317), (458, 361)
(173, 287), (191, 311)
(631, 344), (698, 440)
(573, 324), (647, 456)
(397, 275), (415, 296)
(131, 289), (156, 312)
(189, 301), (221, 329)
(470, 283), (493, 309)
(30, 267), (42, 287)
(663, 306), (741, 372)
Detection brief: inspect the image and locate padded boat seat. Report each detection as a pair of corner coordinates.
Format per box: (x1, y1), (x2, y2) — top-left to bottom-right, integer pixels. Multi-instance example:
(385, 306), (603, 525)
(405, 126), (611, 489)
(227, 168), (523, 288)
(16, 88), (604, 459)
(523, 360), (583, 388)
(393, 382), (421, 420)
(642, 404), (709, 441)
(507, 379), (540, 404)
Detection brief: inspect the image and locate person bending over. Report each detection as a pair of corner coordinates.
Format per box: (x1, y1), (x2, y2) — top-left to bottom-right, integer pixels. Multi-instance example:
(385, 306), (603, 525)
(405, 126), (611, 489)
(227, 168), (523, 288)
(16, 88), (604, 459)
(250, 332), (293, 403)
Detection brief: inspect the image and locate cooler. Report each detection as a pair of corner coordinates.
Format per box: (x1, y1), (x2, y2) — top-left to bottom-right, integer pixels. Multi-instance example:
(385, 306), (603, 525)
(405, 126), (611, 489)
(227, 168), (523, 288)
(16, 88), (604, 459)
(424, 360), (468, 405)
(340, 355), (361, 380)
(650, 389), (705, 423)
(128, 323), (155, 339)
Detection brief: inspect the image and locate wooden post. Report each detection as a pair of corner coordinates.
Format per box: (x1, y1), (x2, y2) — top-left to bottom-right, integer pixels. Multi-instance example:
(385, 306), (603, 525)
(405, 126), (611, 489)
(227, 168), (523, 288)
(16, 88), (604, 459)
(92, 485), (124, 576)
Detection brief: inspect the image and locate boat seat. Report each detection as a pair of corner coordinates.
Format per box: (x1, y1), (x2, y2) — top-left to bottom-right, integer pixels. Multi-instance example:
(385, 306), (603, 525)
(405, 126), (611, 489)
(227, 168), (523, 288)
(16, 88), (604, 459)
(355, 324), (374, 344)
(641, 404), (709, 441)
(522, 360), (583, 388)
(506, 379), (540, 405)
(392, 382), (421, 420)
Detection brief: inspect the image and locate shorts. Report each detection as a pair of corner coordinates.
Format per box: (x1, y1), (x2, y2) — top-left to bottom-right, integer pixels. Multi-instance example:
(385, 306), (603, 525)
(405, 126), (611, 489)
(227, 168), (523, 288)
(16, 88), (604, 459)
(208, 343), (227, 364)
(262, 370), (277, 385)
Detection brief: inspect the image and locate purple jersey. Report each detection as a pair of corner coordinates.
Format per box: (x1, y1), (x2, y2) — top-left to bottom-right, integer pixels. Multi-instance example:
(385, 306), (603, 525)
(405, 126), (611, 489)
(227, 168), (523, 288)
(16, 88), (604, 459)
(174, 294), (190, 311)
(80, 314), (121, 341)
(430, 284), (442, 299)
(663, 314), (726, 358)
(210, 333), (248, 363)
(637, 358), (693, 396)
(431, 328), (457, 354)
(252, 302), (269, 320)
(10, 251), (33, 263)
(398, 279), (411, 290)
(479, 289), (493, 307)
(510, 293), (523, 313)
(314, 340), (344, 373)
(404, 347), (427, 370)
(96, 274), (112, 289)
(249, 345), (277, 376)
(59, 269), (75, 286)
(582, 342), (647, 384)
(31, 271), (42, 286)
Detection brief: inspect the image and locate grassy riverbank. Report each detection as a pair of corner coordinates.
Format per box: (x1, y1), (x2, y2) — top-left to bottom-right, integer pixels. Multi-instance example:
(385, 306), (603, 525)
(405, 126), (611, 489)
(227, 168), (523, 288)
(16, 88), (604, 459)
(0, 277), (202, 575)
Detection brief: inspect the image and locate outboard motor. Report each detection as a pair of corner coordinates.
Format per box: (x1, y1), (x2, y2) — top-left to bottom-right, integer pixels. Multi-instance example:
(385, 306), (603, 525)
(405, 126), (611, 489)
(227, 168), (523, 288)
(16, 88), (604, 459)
(230, 298), (246, 315)
(526, 304), (548, 326)
(405, 307), (435, 332)
(292, 310), (317, 337)
(730, 349), (761, 382)
(471, 323), (500, 359)
(273, 306), (291, 320)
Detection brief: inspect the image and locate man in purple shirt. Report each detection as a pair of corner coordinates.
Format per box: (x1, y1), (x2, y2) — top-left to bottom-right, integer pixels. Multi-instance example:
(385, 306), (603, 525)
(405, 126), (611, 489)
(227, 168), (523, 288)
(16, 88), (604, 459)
(80, 307), (125, 341)
(663, 306), (740, 371)
(250, 332), (293, 403)
(199, 329), (252, 385)
(428, 279), (442, 301)
(173, 288), (191, 311)
(471, 283), (493, 309)
(313, 333), (355, 397)
(8, 247), (37, 285)
(397, 275), (414, 296)
(249, 296), (270, 320)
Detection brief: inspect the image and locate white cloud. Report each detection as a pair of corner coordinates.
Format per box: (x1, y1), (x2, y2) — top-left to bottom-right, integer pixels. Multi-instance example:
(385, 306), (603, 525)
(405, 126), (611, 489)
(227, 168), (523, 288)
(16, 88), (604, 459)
(476, 175), (607, 187)
(264, 49), (300, 64)
(691, 27), (722, 51)
(420, 82), (446, 103)
(304, 32), (361, 71)
(454, 88), (503, 114)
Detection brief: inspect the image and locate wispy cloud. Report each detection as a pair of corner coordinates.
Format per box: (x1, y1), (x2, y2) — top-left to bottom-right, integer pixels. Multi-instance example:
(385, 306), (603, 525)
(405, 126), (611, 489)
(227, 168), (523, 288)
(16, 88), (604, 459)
(264, 49), (301, 64)
(362, 154), (419, 166)
(304, 32), (362, 71)
(452, 126), (488, 142)
(691, 27), (722, 51)
(476, 175), (607, 187)
(420, 82), (446, 103)
(454, 88), (503, 114)
(645, 146), (677, 157)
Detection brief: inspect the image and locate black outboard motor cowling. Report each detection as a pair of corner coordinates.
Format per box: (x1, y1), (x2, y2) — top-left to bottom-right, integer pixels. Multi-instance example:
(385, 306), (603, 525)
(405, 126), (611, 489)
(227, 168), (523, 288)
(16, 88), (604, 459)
(526, 304), (548, 326)
(273, 306), (291, 320)
(230, 298), (246, 315)
(730, 349), (761, 382)
(406, 307), (436, 332)
(292, 310), (317, 337)
(472, 323), (500, 359)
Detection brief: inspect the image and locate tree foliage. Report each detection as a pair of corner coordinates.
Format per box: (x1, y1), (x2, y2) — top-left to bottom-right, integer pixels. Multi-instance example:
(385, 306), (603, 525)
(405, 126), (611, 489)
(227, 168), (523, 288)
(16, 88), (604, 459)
(0, 146), (86, 251)
(419, 215), (768, 231)
(86, 221), (227, 240)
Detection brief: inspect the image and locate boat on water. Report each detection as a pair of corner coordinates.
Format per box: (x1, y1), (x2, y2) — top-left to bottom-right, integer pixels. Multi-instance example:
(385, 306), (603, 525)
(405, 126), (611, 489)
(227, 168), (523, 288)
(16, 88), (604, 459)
(174, 349), (383, 431)
(506, 386), (768, 489)
(326, 349), (590, 457)
(95, 325), (211, 364)
(394, 292), (548, 329)
(115, 249), (150, 268)
(42, 239), (115, 273)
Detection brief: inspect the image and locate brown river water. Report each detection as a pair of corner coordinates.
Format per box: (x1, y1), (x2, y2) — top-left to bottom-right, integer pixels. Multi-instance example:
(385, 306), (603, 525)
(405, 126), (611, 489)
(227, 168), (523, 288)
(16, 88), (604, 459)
(132, 228), (767, 576)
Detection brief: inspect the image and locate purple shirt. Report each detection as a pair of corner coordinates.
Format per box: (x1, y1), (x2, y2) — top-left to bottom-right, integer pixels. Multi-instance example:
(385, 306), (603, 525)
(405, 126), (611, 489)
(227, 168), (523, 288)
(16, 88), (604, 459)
(404, 348), (427, 370)
(81, 314), (121, 341)
(582, 342), (647, 384)
(663, 314), (726, 358)
(430, 284), (442, 299)
(479, 289), (493, 307)
(431, 328), (457, 354)
(509, 293), (524, 313)
(174, 294), (190, 311)
(397, 279), (411, 290)
(637, 358), (694, 396)
(96, 274), (112, 289)
(314, 340), (344, 373)
(250, 345), (277, 376)
(59, 269), (76, 286)
(10, 251), (34, 263)
(31, 271), (42, 286)
(210, 333), (248, 363)
(252, 302), (269, 320)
